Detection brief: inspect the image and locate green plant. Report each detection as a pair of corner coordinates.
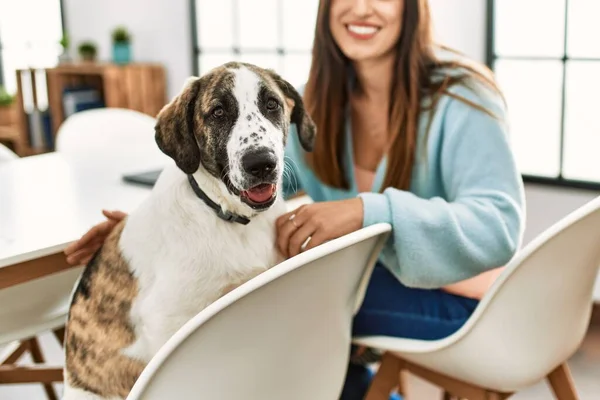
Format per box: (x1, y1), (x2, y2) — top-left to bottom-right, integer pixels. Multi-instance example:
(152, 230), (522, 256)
(112, 26), (131, 44)
(0, 85), (15, 107)
(59, 33), (70, 50)
(78, 41), (98, 60)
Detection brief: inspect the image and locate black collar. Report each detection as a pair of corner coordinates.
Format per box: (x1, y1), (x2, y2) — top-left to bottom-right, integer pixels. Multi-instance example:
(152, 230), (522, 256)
(187, 175), (251, 225)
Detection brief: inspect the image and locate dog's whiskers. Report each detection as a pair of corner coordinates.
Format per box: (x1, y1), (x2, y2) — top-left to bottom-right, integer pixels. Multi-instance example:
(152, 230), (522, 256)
(283, 157), (300, 194)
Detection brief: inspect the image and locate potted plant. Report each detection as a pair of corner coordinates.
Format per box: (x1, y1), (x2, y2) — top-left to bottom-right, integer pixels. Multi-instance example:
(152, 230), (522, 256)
(0, 85), (16, 127)
(58, 32), (71, 63)
(111, 26), (132, 65)
(78, 41), (98, 62)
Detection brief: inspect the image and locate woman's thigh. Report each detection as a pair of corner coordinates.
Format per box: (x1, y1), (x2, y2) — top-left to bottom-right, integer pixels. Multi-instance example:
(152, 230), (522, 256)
(352, 264), (480, 341)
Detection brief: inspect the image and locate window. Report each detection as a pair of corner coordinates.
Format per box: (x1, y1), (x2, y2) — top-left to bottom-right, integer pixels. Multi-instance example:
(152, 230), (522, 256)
(0, 0), (65, 102)
(488, 0), (600, 189)
(191, 0), (319, 89)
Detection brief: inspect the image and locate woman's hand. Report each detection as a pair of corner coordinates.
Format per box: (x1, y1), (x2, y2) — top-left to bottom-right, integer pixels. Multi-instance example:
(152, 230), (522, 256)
(63, 210), (127, 266)
(276, 198), (364, 259)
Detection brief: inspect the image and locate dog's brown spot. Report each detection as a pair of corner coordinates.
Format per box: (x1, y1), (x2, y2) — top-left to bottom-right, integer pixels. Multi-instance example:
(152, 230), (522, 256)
(155, 78), (203, 174)
(284, 97), (295, 120)
(65, 220), (145, 398)
(200, 67), (235, 113)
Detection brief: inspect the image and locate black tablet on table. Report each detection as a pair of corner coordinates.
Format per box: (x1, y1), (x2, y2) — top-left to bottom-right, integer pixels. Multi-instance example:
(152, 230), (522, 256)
(122, 169), (163, 187)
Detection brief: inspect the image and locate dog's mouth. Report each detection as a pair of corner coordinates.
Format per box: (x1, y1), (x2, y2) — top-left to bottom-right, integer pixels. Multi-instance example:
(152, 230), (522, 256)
(241, 183), (277, 210)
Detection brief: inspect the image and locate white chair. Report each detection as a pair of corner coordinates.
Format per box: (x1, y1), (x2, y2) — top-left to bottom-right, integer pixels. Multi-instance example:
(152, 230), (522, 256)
(358, 196), (600, 400)
(0, 259), (82, 399)
(125, 223), (392, 400)
(0, 143), (18, 162)
(55, 108), (169, 175)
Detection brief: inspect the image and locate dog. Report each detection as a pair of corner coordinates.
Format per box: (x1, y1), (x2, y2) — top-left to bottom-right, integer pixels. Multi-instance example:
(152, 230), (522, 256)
(62, 62), (316, 400)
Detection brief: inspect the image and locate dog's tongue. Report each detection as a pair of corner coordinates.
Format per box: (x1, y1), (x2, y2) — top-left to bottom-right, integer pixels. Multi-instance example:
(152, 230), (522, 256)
(245, 184), (275, 203)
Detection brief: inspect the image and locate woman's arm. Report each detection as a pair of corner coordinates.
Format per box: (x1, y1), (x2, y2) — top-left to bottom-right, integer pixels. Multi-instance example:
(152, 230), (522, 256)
(359, 86), (525, 289)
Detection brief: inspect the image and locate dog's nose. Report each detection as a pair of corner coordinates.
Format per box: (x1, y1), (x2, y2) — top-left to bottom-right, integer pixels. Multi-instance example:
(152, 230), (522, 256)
(242, 149), (277, 179)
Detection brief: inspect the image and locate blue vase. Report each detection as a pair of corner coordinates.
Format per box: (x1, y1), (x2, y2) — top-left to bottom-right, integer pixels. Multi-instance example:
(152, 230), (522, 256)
(112, 42), (131, 65)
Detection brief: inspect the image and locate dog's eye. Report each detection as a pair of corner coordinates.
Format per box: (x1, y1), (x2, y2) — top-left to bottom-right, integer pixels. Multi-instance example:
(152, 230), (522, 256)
(212, 106), (224, 118)
(266, 98), (279, 111)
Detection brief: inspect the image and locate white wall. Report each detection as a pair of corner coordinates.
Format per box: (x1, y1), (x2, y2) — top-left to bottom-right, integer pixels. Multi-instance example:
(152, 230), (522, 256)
(429, 0), (487, 63)
(63, 0), (193, 99)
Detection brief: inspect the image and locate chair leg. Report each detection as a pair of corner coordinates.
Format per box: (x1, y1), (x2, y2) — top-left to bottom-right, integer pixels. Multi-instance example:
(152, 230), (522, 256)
(442, 391), (458, 400)
(53, 327), (66, 347)
(1, 341), (29, 365)
(365, 352), (404, 400)
(546, 363), (579, 400)
(27, 338), (59, 400)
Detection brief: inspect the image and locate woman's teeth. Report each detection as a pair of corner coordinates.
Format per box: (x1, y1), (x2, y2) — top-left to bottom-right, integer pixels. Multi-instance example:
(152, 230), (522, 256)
(347, 24), (379, 35)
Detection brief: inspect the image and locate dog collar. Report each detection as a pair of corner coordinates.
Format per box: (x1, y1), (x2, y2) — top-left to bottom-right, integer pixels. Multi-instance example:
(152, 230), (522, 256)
(187, 175), (251, 225)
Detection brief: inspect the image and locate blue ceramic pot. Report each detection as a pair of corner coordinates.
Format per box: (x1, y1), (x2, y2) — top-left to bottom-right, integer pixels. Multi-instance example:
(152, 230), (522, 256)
(112, 42), (131, 64)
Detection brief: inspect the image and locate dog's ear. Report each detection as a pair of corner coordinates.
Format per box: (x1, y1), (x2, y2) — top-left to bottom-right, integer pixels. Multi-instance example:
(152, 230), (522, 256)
(267, 71), (316, 152)
(155, 77), (203, 174)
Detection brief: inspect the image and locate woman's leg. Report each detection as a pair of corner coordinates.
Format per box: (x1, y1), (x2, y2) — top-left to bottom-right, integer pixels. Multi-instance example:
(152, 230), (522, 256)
(339, 263), (480, 400)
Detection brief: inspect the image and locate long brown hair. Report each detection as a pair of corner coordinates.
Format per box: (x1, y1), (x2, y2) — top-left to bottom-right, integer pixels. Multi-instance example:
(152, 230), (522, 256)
(303, 0), (502, 191)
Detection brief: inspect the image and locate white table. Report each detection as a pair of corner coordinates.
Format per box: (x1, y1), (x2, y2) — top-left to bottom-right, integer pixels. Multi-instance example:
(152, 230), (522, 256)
(0, 150), (312, 289)
(0, 151), (169, 288)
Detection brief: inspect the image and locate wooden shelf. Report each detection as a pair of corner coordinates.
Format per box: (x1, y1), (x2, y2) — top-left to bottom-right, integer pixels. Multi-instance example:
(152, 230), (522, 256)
(13, 62), (167, 157)
(0, 104), (24, 154)
(0, 126), (18, 141)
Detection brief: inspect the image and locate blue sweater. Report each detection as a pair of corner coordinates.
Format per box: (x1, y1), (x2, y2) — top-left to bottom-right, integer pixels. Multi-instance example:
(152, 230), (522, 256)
(283, 77), (526, 289)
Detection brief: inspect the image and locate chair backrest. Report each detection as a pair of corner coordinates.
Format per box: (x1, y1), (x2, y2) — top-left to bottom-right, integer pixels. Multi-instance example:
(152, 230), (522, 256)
(0, 267), (83, 345)
(55, 108), (169, 173)
(126, 223), (391, 400)
(0, 143), (17, 162)
(446, 195), (600, 387)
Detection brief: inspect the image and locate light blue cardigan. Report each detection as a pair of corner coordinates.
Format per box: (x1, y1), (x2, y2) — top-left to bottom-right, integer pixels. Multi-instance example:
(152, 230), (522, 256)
(283, 76), (526, 289)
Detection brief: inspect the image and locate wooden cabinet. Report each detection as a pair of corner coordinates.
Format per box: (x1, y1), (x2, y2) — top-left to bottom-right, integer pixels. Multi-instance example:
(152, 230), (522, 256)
(12, 62), (167, 157)
(0, 104), (20, 154)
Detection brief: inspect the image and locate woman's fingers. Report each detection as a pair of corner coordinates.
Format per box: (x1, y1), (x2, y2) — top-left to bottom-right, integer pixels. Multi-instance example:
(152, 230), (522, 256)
(276, 217), (298, 258)
(64, 218), (116, 258)
(276, 210), (295, 229)
(64, 225), (103, 256)
(276, 205), (308, 229)
(65, 210), (122, 255)
(276, 210), (310, 258)
(303, 231), (327, 252)
(288, 222), (317, 258)
(65, 240), (101, 265)
(66, 249), (94, 266)
(102, 209), (127, 221)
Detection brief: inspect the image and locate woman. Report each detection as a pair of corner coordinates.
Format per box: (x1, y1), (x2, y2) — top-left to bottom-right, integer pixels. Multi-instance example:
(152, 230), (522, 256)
(65, 0), (525, 398)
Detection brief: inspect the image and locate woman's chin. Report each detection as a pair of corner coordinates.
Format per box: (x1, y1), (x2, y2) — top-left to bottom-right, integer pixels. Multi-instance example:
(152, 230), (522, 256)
(339, 46), (394, 65)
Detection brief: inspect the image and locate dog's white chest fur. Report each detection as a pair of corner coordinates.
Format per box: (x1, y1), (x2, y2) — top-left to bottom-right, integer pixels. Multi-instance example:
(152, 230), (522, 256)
(118, 165), (284, 362)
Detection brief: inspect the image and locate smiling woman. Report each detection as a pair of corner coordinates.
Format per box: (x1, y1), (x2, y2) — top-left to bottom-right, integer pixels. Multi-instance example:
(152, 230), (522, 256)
(66, 1), (524, 398)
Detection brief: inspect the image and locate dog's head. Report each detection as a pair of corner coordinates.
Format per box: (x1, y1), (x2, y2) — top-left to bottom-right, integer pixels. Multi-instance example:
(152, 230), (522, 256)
(155, 62), (315, 211)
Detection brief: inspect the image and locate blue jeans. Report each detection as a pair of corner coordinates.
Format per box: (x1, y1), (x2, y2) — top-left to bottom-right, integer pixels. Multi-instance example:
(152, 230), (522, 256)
(339, 264), (480, 400)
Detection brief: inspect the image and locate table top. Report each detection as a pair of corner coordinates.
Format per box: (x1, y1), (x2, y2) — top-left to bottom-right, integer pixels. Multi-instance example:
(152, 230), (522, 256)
(0, 148), (312, 270)
(0, 150), (170, 268)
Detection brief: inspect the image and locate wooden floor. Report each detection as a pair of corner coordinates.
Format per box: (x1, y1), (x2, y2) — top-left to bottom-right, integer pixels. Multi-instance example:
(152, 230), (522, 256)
(2, 310), (600, 399)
